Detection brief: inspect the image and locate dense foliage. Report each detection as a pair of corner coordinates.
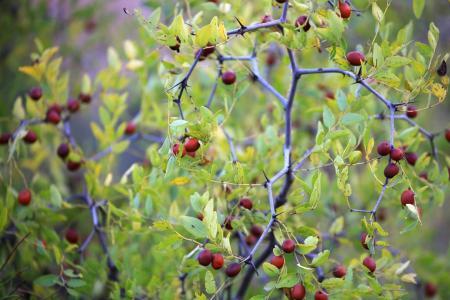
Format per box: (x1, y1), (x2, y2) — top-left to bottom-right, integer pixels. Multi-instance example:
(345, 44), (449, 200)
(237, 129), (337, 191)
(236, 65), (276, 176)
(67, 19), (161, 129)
(0, 0), (449, 299)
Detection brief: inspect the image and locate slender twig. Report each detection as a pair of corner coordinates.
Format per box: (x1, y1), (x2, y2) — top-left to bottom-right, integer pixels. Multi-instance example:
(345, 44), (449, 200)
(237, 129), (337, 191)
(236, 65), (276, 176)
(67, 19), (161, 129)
(0, 233), (31, 274)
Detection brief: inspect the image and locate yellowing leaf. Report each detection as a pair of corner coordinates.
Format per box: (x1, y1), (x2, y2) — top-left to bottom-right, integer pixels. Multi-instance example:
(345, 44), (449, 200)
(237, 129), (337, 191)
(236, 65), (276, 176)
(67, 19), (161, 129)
(170, 177), (190, 186)
(18, 65), (43, 81)
(401, 273), (417, 284)
(431, 83), (446, 102)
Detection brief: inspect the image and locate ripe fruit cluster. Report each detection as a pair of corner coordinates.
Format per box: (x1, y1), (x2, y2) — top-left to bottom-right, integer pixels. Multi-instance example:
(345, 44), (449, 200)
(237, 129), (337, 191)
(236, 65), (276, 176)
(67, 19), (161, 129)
(172, 137), (201, 158)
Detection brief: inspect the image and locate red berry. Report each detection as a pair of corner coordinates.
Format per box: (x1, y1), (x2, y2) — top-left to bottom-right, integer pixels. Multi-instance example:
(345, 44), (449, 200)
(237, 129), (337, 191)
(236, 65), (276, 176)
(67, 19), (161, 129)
(282, 239), (296, 253)
(290, 284), (306, 300)
(184, 138), (200, 152)
(276, 0), (287, 3)
(18, 189), (32, 206)
(172, 143), (186, 157)
(65, 228), (79, 244)
(362, 256), (376, 273)
(46, 109), (61, 124)
(333, 265), (346, 278)
(66, 160), (82, 171)
(261, 15), (273, 23)
(124, 122), (137, 135)
(198, 249), (213, 266)
(225, 263), (241, 277)
(196, 45), (215, 61)
(314, 291), (328, 300)
(405, 152), (418, 166)
(360, 232), (369, 250)
(239, 198), (253, 210)
(197, 212), (204, 221)
(29, 87), (43, 101)
(419, 172), (428, 181)
(79, 93), (92, 104)
(224, 216), (234, 230)
(390, 148), (404, 161)
(377, 141), (391, 156)
(270, 255), (285, 269)
(23, 130), (37, 144)
(222, 71), (237, 85)
(266, 52), (277, 66)
(0, 133), (12, 145)
(406, 105), (418, 118)
(445, 129), (450, 142)
(211, 253), (224, 270)
(401, 189), (415, 206)
(437, 60), (447, 77)
(384, 163), (399, 178)
(57, 143), (70, 159)
(338, 0), (352, 19)
(346, 51), (365, 66)
(245, 234), (257, 246)
(48, 104), (63, 114)
(67, 99), (80, 113)
(424, 282), (438, 298)
(295, 16), (311, 32)
(325, 91), (335, 100)
(186, 151), (196, 158)
(250, 225), (263, 237)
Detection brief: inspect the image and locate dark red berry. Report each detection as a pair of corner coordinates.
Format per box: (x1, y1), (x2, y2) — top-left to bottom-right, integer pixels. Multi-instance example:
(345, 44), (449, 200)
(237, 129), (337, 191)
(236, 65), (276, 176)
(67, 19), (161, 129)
(224, 216), (234, 230)
(290, 284), (306, 300)
(276, 0), (287, 3)
(196, 45), (215, 61)
(445, 129), (450, 142)
(390, 148), (404, 161)
(384, 163), (399, 178)
(79, 93), (92, 104)
(0, 133), (12, 145)
(46, 110), (61, 124)
(250, 225), (263, 237)
(186, 151), (196, 158)
(67, 99), (80, 113)
(211, 253), (224, 270)
(65, 228), (79, 244)
(325, 91), (335, 100)
(314, 291), (328, 300)
(405, 152), (418, 166)
(338, 0), (352, 19)
(124, 122), (137, 135)
(18, 189), (32, 206)
(222, 71), (236, 85)
(363, 256), (376, 273)
(23, 130), (37, 144)
(437, 60), (447, 76)
(184, 138), (200, 152)
(270, 255), (284, 269)
(48, 104), (63, 114)
(239, 198), (253, 210)
(401, 189), (415, 206)
(406, 105), (418, 118)
(295, 16), (310, 32)
(245, 234), (257, 246)
(333, 265), (346, 278)
(29, 87), (43, 101)
(197, 212), (204, 221)
(57, 143), (70, 159)
(424, 282), (438, 298)
(360, 232), (369, 250)
(377, 141), (391, 156)
(225, 263), (241, 277)
(346, 51), (365, 66)
(266, 52), (277, 66)
(282, 239), (296, 253)
(419, 172), (428, 181)
(66, 160), (82, 171)
(198, 249), (213, 266)
(261, 15), (273, 23)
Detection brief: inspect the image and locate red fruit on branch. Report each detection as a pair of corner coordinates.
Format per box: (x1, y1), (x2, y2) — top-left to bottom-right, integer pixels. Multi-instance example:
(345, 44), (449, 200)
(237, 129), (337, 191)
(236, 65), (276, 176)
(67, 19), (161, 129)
(419, 172), (428, 181)
(270, 255), (285, 269)
(23, 130), (38, 144)
(65, 228), (79, 244)
(363, 256), (376, 273)
(225, 263), (241, 277)
(295, 16), (311, 32)
(196, 45), (215, 61)
(333, 265), (346, 278)
(405, 152), (418, 166)
(445, 129), (450, 142)
(18, 189), (32, 206)
(384, 163), (399, 178)
(0, 132), (12, 145)
(211, 253), (224, 270)
(57, 143), (70, 159)
(282, 239), (296, 253)
(239, 197), (253, 210)
(390, 148), (404, 161)
(196, 212), (204, 221)
(46, 109), (61, 124)
(406, 105), (418, 118)
(124, 122), (137, 135)
(338, 0), (352, 19)
(401, 189), (415, 206)
(184, 138), (200, 152)
(377, 141), (391, 156)
(424, 282), (438, 298)
(66, 160), (82, 171)
(290, 283), (306, 300)
(314, 291), (328, 300)
(261, 15), (273, 23)
(222, 71), (237, 85)
(29, 87), (43, 101)
(198, 249), (213, 266)
(245, 234), (257, 246)
(346, 51), (365, 66)
(250, 225), (263, 237)
(78, 93), (92, 104)
(275, 0), (287, 3)
(224, 216), (234, 230)
(436, 60), (447, 76)
(67, 99), (80, 113)
(360, 232), (369, 250)
(48, 104), (63, 114)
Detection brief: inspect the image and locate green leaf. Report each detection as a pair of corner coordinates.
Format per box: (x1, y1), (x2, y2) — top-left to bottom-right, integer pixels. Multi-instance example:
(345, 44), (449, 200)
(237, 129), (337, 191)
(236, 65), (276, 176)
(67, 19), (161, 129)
(205, 270), (216, 294)
(179, 216), (208, 238)
(428, 22), (439, 50)
(321, 278), (345, 290)
(323, 106), (335, 129)
(50, 185), (62, 208)
(112, 140), (130, 154)
(372, 3), (384, 23)
(412, 0), (425, 18)
(34, 274), (59, 287)
(262, 262), (280, 277)
(311, 250), (330, 267)
(329, 216), (344, 235)
(336, 90), (347, 112)
(385, 56), (412, 68)
(341, 113), (365, 125)
(67, 279), (86, 288)
(0, 208), (8, 232)
(275, 273), (298, 288)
